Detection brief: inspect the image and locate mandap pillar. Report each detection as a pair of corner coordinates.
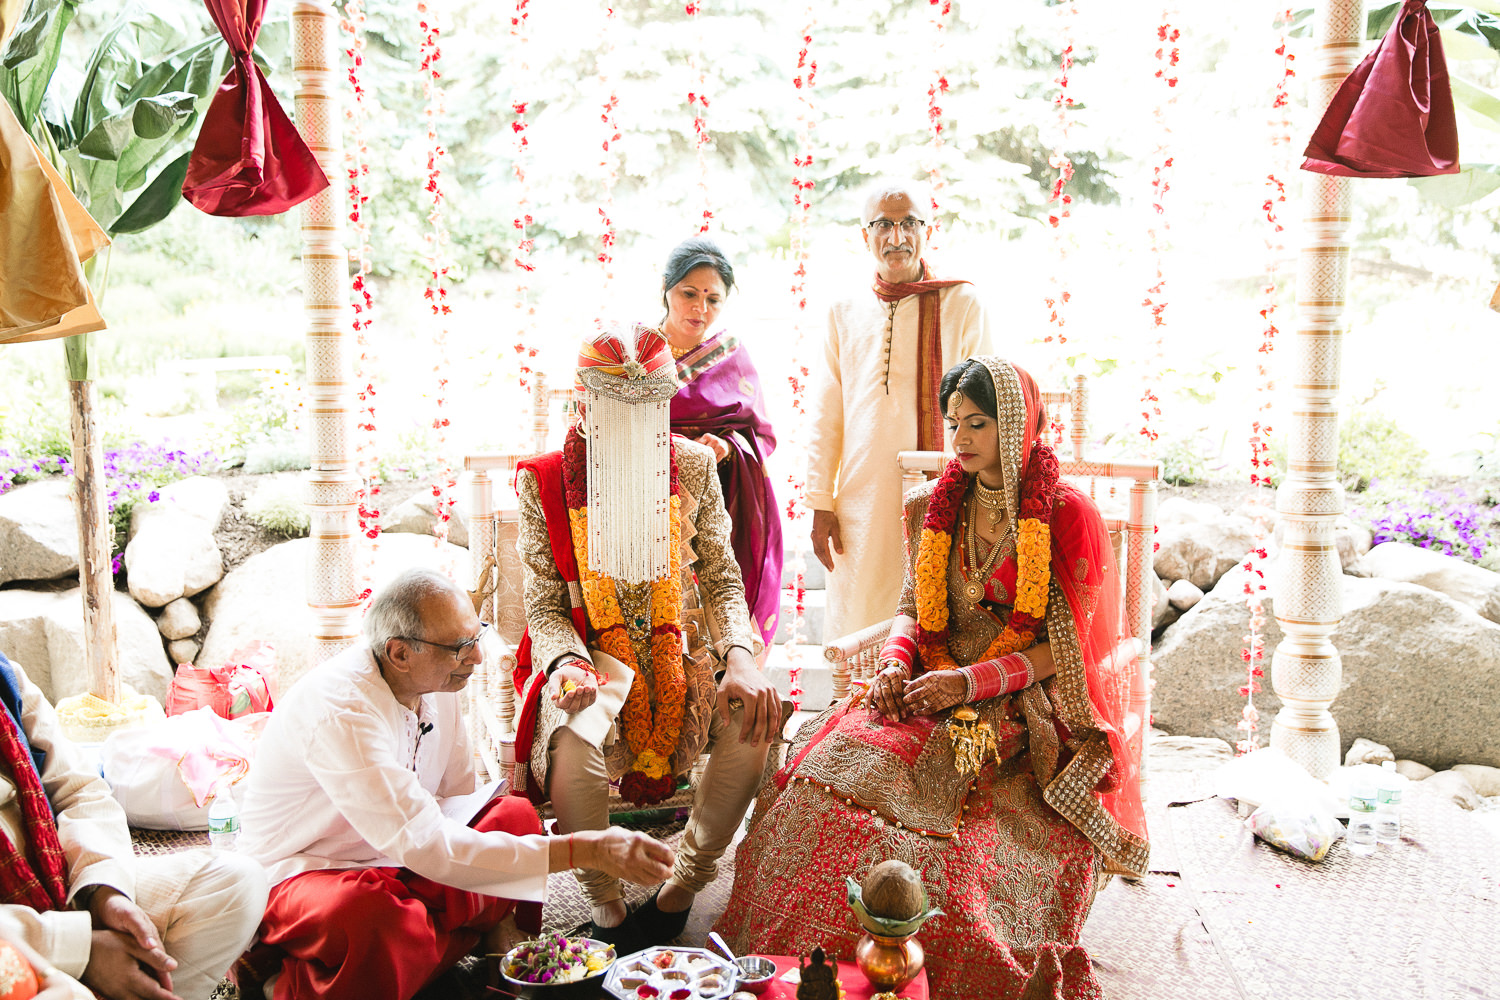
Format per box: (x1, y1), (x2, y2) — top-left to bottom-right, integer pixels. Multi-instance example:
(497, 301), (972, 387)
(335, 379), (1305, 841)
(293, 2), (361, 670)
(1272, 0), (1361, 777)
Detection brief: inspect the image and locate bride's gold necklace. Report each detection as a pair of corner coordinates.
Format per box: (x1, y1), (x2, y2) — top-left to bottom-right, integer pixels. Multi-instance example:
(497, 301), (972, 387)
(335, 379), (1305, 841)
(972, 474), (1006, 529)
(963, 486), (1010, 605)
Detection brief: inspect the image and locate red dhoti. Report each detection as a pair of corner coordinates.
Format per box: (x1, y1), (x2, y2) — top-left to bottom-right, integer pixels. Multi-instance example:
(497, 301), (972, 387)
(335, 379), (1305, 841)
(251, 795), (544, 1000)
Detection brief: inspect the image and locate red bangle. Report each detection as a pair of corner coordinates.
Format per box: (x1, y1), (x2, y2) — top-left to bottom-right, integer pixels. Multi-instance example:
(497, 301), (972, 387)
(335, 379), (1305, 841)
(879, 633), (917, 669)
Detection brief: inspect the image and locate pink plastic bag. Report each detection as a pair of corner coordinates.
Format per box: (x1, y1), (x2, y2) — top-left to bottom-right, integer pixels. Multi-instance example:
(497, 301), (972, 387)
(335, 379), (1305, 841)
(165, 642), (277, 719)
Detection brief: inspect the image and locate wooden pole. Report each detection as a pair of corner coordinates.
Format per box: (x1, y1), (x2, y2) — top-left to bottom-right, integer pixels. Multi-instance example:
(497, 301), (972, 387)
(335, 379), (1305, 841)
(64, 332), (119, 702)
(292, 2), (360, 673)
(1272, 0), (1361, 778)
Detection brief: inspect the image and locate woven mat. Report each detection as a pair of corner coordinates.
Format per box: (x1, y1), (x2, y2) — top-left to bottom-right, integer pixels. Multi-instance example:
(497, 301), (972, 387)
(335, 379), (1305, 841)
(130, 827), (210, 855)
(1157, 782), (1498, 1000)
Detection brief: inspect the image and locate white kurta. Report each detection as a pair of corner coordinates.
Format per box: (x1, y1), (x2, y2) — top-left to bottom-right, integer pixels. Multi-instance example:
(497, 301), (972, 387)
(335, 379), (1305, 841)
(805, 282), (991, 641)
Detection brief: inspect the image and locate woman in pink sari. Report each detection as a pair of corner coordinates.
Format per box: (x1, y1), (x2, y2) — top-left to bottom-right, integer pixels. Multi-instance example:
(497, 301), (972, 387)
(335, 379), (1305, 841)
(716, 357), (1148, 1000)
(662, 237), (782, 648)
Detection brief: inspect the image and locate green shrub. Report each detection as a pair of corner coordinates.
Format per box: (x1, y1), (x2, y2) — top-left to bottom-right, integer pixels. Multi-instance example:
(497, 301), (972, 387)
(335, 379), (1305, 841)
(246, 480), (311, 537)
(1338, 411), (1425, 492)
(243, 436), (311, 475)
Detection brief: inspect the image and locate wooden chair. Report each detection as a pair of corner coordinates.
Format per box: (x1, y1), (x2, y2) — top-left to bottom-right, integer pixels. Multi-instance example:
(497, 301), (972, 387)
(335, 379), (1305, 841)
(462, 376), (782, 812)
(821, 375), (1162, 793)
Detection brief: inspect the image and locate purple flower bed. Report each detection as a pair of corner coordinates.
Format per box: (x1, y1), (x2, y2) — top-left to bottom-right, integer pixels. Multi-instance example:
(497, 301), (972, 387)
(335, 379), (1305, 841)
(1, 442), (219, 570)
(1349, 481), (1500, 567)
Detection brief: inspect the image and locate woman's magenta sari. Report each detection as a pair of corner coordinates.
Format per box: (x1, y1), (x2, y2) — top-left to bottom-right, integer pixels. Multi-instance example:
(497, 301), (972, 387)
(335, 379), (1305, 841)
(670, 333), (782, 645)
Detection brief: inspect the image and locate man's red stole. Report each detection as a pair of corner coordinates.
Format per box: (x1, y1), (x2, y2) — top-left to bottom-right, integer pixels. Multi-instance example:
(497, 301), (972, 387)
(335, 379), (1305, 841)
(510, 451), (590, 805)
(872, 261), (970, 453)
(0, 704), (68, 911)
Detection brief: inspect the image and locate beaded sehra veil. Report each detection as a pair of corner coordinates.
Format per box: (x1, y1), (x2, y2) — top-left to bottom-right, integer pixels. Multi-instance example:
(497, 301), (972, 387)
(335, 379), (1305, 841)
(573, 324), (680, 584)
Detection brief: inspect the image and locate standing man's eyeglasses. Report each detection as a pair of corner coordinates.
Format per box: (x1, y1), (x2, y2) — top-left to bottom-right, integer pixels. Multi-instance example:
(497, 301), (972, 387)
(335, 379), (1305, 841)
(866, 218), (925, 236)
(399, 622), (491, 660)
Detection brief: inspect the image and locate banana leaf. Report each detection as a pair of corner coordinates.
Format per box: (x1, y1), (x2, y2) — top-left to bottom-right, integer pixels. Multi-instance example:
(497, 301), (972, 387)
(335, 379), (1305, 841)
(0, 0), (80, 130)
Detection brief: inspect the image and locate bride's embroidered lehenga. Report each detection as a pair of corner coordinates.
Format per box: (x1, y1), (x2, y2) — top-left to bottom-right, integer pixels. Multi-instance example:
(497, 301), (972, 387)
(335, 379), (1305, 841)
(715, 358), (1148, 1000)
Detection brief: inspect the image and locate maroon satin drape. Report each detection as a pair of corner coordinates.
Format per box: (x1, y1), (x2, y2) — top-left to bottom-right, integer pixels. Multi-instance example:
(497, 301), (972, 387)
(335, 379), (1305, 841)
(1302, 0), (1460, 178)
(182, 0), (329, 216)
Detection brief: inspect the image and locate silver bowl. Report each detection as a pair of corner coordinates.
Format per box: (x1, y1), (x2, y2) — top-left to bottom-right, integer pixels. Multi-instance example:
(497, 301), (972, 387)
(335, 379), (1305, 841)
(733, 956), (777, 995)
(497, 936), (616, 998)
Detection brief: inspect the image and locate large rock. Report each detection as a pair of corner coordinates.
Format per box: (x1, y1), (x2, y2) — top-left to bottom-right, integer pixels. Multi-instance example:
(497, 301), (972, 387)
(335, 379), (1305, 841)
(124, 503), (223, 607)
(1344, 737), (1394, 767)
(166, 638), (200, 666)
(0, 588), (172, 703)
(128, 476), (229, 540)
(1424, 770), (1481, 810)
(1151, 573), (1175, 632)
(1167, 579), (1203, 612)
(198, 534), (469, 691)
(1362, 541), (1500, 624)
(0, 479), (79, 585)
(1152, 566), (1500, 769)
(1152, 500), (1257, 591)
(383, 492), (470, 549)
(1395, 759), (1435, 781)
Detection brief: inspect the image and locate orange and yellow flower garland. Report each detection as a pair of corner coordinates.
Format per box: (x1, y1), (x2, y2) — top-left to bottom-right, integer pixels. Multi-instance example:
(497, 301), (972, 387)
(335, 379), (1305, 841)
(914, 452), (1061, 672)
(563, 431), (687, 805)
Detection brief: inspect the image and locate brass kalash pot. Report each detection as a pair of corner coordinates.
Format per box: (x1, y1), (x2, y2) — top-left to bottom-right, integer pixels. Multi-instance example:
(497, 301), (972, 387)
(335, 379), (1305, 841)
(845, 861), (943, 993)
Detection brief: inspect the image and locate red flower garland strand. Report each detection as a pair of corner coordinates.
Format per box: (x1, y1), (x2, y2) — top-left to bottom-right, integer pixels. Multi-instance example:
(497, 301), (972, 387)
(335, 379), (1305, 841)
(509, 0), (539, 390)
(1138, 10), (1179, 446)
(418, 1), (456, 539)
(925, 0), (951, 222)
(1043, 1), (1078, 347)
(781, 5), (819, 709)
(1236, 9), (1296, 755)
(596, 5), (620, 309)
(339, 0), (379, 604)
(686, 2), (713, 232)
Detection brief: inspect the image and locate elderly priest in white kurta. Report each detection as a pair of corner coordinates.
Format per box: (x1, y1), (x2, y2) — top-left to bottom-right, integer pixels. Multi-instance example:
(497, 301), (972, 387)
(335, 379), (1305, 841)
(806, 178), (993, 642)
(238, 569), (672, 1000)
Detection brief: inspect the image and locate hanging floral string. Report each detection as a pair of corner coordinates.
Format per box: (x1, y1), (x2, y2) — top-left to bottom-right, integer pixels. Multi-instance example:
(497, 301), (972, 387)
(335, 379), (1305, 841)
(340, 0), (379, 603)
(925, 0), (951, 222)
(780, 4), (819, 709)
(509, 0), (539, 390)
(418, 0), (456, 540)
(596, 5), (620, 317)
(685, 2), (713, 232)
(1138, 9), (1179, 446)
(1043, 1), (1077, 348)
(1236, 8), (1296, 755)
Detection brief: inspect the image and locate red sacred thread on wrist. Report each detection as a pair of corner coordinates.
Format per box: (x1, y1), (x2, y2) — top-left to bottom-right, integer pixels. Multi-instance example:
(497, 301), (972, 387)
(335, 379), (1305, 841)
(568, 833), (575, 869)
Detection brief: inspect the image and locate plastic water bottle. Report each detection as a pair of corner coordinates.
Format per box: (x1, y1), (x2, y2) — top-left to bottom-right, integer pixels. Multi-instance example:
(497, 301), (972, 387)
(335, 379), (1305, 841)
(208, 781), (240, 851)
(1376, 761), (1403, 846)
(1347, 780), (1378, 857)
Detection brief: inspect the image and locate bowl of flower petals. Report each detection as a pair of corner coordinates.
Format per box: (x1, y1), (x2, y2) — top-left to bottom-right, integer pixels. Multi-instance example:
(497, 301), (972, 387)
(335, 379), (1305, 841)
(498, 934), (616, 998)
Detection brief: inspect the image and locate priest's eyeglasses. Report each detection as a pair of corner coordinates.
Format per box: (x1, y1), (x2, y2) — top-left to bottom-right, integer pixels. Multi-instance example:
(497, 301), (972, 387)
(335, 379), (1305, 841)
(866, 217), (925, 236)
(403, 622), (491, 660)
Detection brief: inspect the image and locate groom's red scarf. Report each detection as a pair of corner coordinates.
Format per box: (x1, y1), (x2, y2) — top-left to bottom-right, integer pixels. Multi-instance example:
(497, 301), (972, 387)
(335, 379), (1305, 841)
(872, 261), (970, 452)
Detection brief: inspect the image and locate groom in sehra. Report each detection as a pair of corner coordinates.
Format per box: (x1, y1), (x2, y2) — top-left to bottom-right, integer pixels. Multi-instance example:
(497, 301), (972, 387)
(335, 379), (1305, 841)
(510, 325), (782, 954)
(806, 178), (992, 642)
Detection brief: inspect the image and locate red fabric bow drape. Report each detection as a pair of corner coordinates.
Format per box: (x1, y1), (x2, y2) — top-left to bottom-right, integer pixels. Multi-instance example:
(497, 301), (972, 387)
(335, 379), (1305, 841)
(1302, 0), (1459, 178)
(181, 0), (329, 216)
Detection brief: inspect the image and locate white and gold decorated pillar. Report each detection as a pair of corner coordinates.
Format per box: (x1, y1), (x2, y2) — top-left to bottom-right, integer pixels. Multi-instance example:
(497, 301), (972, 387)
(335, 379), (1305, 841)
(1272, 0), (1361, 777)
(293, 2), (360, 669)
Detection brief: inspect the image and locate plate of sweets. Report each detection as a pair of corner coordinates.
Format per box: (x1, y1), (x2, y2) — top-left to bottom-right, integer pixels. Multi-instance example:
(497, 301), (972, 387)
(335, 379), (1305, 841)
(498, 934), (617, 998)
(604, 947), (737, 1000)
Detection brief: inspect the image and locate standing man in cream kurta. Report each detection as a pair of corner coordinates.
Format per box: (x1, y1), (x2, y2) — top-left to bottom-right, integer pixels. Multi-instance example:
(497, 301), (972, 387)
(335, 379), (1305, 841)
(807, 179), (992, 642)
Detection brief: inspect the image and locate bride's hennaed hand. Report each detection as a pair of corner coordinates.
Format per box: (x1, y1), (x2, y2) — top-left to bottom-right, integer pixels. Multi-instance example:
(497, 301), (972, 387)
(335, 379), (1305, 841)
(901, 670), (966, 716)
(870, 663), (909, 721)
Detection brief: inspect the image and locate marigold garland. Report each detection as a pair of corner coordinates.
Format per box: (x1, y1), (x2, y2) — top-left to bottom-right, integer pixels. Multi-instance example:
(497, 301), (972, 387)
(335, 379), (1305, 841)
(1139, 9), (1179, 446)
(1236, 10), (1296, 756)
(1043, 0), (1077, 346)
(340, 0), (379, 604)
(780, 4), (819, 709)
(914, 454), (1060, 674)
(924, 0), (951, 223)
(563, 431), (687, 805)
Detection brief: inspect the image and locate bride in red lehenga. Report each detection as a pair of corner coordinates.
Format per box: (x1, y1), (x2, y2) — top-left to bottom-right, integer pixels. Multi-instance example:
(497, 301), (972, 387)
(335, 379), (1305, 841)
(716, 357), (1148, 1000)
